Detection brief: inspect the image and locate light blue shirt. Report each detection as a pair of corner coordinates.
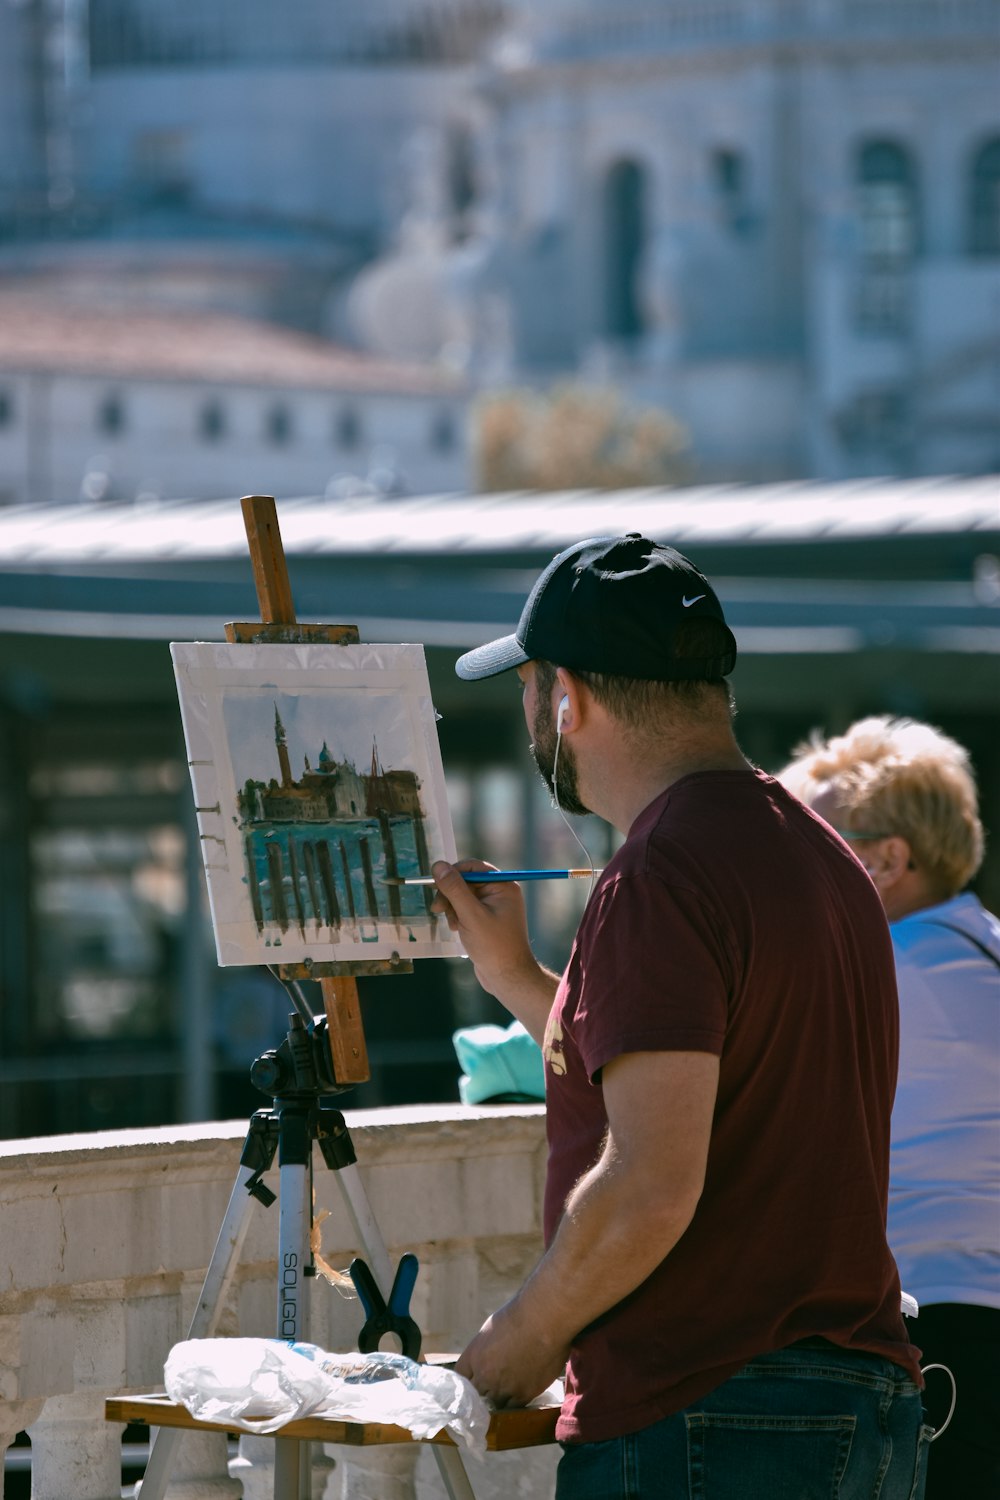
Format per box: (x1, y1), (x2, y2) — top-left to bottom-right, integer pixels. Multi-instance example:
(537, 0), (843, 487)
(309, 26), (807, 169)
(888, 892), (1000, 1309)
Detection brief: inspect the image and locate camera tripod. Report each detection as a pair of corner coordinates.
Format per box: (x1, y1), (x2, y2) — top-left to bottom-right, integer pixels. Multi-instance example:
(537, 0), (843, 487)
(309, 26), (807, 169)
(136, 979), (477, 1500)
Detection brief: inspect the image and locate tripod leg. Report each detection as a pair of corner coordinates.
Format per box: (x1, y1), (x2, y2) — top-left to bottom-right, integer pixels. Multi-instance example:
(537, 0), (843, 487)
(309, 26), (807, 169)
(135, 1164), (260, 1499)
(196, 1165), (262, 1337)
(332, 1158), (394, 1292)
(272, 1086), (319, 1500)
(329, 1161), (479, 1500)
(277, 1159), (313, 1500)
(277, 1162), (312, 1344)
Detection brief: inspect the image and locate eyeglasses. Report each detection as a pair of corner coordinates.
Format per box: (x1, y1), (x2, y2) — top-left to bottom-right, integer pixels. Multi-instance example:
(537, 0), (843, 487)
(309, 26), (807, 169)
(835, 827), (916, 871)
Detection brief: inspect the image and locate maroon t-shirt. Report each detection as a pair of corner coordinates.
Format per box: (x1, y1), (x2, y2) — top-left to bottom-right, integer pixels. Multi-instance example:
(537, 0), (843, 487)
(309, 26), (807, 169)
(542, 769), (921, 1444)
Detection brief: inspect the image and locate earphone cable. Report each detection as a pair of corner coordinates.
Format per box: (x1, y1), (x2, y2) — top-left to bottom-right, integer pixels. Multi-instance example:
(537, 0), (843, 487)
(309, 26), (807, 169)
(553, 726), (598, 893)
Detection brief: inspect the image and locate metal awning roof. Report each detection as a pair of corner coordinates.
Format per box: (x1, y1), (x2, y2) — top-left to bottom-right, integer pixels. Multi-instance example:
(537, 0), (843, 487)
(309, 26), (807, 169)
(0, 474), (997, 566)
(0, 477), (997, 665)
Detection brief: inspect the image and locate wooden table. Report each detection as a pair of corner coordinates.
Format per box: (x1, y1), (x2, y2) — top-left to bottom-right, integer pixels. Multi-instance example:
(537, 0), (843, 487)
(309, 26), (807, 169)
(105, 1391), (561, 1452)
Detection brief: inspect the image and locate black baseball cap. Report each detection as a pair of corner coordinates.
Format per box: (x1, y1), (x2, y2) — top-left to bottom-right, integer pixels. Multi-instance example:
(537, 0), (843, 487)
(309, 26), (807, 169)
(456, 533), (737, 682)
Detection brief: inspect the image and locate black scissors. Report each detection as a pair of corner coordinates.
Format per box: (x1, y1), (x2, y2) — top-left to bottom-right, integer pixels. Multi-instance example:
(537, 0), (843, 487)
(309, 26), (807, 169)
(349, 1253), (422, 1360)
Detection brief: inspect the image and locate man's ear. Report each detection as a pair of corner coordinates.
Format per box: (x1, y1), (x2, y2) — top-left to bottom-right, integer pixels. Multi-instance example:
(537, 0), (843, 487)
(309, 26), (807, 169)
(554, 668), (580, 733)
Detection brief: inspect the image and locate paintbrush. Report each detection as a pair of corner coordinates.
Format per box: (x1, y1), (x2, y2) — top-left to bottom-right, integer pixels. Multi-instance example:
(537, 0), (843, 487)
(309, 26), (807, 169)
(382, 867), (601, 887)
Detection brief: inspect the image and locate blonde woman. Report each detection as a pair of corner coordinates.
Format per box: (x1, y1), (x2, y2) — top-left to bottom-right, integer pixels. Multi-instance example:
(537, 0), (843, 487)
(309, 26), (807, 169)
(780, 716), (1000, 1500)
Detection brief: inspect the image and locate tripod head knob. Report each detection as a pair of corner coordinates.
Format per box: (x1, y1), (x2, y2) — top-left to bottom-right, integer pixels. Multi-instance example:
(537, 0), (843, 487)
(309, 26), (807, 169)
(250, 1050), (284, 1094)
(249, 1016), (343, 1099)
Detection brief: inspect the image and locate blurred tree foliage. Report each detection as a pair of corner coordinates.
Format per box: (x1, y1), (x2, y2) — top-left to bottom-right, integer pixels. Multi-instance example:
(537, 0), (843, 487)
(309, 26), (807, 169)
(474, 382), (690, 492)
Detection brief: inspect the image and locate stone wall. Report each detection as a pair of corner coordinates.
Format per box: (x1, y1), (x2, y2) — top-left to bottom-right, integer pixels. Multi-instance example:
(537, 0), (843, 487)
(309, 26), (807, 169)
(0, 1103), (558, 1499)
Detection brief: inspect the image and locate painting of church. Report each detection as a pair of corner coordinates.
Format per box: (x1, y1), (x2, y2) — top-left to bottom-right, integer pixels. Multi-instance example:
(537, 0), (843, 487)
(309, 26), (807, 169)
(235, 706), (431, 940)
(237, 705), (420, 827)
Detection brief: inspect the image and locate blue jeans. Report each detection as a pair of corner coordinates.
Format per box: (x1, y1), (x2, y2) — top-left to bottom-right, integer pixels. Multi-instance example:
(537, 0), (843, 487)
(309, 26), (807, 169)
(555, 1341), (930, 1499)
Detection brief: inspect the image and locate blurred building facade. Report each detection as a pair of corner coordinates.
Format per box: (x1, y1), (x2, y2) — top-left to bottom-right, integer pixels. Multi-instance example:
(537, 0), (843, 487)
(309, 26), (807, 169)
(0, 0), (502, 504)
(432, 0), (1000, 479)
(0, 289), (469, 506)
(1, 0), (998, 489)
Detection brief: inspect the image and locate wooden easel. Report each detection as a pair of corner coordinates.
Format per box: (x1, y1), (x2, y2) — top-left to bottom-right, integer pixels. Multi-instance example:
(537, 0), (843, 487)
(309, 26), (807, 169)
(118, 495), (511, 1500)
(226, 492), (415, 1086)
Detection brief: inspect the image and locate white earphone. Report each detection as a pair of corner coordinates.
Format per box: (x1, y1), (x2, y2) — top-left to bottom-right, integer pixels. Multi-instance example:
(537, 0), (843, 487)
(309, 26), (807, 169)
(550, 689), (596, 884)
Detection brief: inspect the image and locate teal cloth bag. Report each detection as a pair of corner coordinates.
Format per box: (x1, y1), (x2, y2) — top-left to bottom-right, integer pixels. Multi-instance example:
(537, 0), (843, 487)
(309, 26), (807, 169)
(452, 1020), (545, 1104)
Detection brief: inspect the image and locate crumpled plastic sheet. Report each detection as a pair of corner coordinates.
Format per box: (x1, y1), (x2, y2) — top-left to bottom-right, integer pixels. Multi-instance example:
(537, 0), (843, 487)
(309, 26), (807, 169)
(164, 1337), (492, 1456)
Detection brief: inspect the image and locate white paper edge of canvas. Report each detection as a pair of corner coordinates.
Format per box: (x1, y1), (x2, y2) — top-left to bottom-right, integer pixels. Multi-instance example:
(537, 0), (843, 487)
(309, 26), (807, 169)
(170, 641), (464, 966)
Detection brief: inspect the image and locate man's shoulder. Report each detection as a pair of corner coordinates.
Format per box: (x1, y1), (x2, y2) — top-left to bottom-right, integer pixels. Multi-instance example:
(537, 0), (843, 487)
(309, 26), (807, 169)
(643, 767), (848, 860)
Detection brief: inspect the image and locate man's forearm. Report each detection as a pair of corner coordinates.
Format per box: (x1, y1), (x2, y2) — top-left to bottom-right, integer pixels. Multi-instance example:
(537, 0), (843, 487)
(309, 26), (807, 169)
(456, 1142), (697, 1407)
(456, 1050), (717, 1408)
(484, 962), (560, 1046)
(510, 1142), (696, 1359)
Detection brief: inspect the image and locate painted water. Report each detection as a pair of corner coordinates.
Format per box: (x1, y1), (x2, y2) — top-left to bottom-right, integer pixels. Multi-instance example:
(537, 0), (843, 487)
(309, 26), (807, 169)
(243, 812), (434, 944)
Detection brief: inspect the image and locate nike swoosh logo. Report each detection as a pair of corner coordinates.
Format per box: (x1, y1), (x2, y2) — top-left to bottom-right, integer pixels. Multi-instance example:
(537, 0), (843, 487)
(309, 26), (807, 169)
(682, 594), (706, 607)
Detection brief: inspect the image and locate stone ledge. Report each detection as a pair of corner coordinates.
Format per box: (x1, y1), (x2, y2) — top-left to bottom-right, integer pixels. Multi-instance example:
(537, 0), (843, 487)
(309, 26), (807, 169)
(0, 1102), (546, 1171)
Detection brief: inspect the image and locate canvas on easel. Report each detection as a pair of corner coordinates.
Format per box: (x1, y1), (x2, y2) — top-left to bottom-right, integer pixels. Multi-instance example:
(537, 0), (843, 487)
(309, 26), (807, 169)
(171, 639), (463, 966)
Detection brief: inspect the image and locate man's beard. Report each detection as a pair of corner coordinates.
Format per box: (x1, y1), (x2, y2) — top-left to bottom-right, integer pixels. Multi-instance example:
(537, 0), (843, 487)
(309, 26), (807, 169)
(530, 696), (590, 817)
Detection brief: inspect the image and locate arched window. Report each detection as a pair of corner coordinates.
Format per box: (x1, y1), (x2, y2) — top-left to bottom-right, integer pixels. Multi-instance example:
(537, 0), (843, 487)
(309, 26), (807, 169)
(98, 392), (126, 436)
(447, 124), (477, 239)
(711, 148), (751, 233)
(198, 399), (226, 443)
(430, 409), (457, 454)
(335, 407), (362, 452)
(603, 159), (648, 342)
(265, 404), (292, 446)
(858, 141), (918, 257)
(970, 138), (1000, 255)
(856, 140), (918, 333)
